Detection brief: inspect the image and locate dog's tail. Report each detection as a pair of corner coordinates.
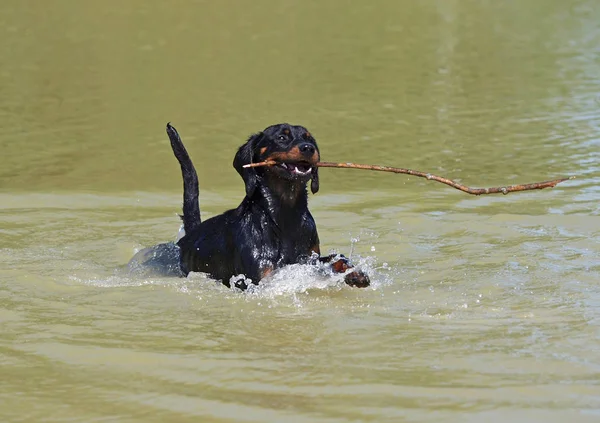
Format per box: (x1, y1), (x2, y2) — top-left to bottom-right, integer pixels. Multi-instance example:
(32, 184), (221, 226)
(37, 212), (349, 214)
(166, 123), (201, 233)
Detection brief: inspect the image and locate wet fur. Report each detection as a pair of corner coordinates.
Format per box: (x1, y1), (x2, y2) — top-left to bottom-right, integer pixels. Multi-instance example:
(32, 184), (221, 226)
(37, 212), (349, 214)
(129, 123), (369, 289)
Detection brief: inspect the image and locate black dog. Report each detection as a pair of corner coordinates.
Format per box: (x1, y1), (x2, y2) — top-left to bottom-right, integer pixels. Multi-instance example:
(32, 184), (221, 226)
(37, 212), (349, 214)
(128, 123), (369, 289)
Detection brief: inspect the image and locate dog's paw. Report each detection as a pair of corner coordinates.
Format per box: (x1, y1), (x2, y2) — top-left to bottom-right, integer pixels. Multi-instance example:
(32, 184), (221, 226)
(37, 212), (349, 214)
(344, 270), (370, 288)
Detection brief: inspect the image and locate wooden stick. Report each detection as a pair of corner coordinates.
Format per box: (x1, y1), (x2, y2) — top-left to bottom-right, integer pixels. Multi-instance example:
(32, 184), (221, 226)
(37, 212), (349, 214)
(243, 160), (574, 195)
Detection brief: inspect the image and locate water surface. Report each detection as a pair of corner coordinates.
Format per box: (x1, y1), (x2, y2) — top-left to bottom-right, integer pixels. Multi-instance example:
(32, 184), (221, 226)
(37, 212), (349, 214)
(1, 1), (599, 422)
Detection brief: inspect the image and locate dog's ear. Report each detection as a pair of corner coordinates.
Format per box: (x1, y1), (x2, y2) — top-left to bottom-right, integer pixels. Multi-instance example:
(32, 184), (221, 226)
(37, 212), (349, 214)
(233, 132), (262, 197)
(310, 167), (319, 194)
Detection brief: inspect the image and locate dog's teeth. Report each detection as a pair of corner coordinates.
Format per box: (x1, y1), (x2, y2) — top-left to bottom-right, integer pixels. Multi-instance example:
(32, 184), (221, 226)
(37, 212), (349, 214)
(293, 166), (311, 175)
(279, 163), (311, 175)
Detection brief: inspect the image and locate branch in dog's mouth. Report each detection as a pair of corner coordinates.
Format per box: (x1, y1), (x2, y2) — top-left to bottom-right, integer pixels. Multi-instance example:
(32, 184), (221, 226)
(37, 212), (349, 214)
(279, 162), (312, 175)
(243, 160), (574, 196)
(247, 160), (313, 176)
(245, 160), (278, 168)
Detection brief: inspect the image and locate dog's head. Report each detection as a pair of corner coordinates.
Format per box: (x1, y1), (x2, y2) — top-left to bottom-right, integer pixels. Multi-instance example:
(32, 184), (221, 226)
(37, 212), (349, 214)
(233, 123), (320, 197)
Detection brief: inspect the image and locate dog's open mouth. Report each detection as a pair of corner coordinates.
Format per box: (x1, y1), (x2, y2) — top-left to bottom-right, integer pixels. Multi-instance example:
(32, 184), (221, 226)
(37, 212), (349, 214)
(278, 162), (313, 176)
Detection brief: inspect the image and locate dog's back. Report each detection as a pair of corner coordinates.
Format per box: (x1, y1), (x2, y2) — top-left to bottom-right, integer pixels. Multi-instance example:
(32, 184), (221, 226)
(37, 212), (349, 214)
(128, 242), (183, 277)
(177, 197), (319, 286)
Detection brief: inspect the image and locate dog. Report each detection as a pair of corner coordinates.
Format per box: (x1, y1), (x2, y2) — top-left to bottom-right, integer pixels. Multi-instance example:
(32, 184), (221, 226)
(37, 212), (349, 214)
(128, 123), (369, 290)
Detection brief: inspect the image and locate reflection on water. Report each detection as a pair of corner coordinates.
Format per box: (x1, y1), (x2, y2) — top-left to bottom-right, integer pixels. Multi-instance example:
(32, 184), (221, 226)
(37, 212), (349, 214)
(1, 0), (599, 422)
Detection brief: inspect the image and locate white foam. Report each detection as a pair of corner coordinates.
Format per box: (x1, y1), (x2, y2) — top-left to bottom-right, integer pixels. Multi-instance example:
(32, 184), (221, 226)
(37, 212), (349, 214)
(240, 254), (386, 298)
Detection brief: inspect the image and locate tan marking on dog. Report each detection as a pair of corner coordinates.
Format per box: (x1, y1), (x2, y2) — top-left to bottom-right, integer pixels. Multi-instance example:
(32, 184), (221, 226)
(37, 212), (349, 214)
(331, 258), (351, 273)
(310, 150), (319, 163)
(261, 267), (274, 279)
(267, 147), (319, 165)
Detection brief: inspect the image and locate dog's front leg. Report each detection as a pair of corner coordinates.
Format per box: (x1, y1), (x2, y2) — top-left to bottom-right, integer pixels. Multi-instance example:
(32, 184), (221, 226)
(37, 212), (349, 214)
(310, 254), (370, 288)
(230, 264), (275, 291)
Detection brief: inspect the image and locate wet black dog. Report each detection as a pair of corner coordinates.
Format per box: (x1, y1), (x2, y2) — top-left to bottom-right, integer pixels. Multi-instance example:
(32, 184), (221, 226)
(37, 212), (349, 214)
(128, 123), (369, 289)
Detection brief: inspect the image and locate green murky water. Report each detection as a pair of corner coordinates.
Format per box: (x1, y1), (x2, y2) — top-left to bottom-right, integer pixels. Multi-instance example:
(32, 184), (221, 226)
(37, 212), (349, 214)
(1, 1), (599, 422)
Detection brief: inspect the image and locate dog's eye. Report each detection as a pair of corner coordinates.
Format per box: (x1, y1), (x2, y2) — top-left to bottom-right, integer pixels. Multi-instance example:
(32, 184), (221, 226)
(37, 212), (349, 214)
(277, 135), (286, 141)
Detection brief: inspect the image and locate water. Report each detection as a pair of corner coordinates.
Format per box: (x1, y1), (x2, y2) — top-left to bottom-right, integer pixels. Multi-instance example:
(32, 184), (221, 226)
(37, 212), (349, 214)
(1, 1), (599, 421)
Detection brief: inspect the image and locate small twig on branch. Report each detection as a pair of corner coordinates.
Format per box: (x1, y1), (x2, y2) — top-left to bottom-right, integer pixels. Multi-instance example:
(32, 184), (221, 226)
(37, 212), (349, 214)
(243, 160), (574, 195)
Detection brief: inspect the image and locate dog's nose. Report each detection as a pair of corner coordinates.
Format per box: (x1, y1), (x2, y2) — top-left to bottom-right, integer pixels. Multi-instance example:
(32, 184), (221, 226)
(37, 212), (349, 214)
(299, 143), (316, 157)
